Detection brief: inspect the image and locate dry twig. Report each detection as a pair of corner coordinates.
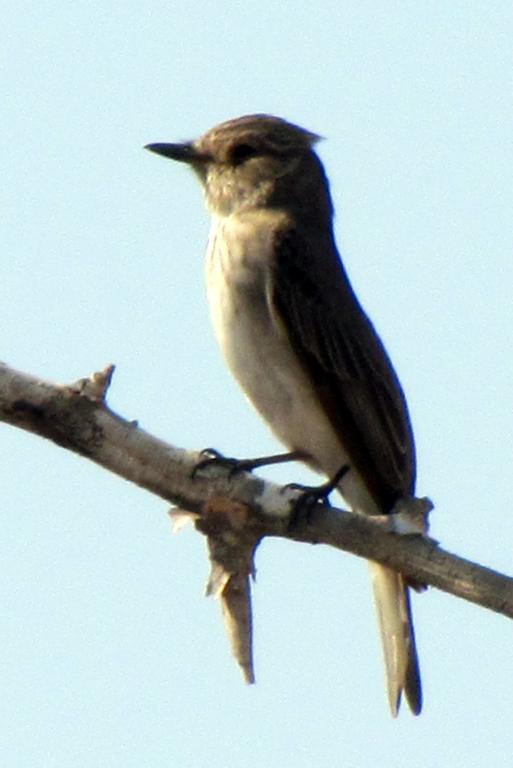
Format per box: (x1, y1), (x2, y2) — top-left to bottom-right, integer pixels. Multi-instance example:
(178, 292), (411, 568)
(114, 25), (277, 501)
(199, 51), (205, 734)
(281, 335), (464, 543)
(1, 362), (512, 681)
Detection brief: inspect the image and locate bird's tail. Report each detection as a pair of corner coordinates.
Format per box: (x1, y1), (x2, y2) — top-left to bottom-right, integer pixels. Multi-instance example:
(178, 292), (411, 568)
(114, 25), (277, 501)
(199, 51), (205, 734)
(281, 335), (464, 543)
(368, 561), (422, 716)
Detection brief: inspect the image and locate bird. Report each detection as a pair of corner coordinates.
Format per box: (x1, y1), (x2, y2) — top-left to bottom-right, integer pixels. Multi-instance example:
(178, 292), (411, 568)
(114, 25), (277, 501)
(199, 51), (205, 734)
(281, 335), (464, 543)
(146, 114), (422, 716)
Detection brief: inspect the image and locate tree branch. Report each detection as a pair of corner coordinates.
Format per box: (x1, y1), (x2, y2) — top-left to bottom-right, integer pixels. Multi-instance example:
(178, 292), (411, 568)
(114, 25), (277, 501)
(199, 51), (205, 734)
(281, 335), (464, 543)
(1, 362), (512, 682)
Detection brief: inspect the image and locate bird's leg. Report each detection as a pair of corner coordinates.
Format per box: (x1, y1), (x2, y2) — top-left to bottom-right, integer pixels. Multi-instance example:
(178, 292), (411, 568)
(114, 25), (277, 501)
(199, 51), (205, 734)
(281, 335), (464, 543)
(192, 448), (308, 480)
(287, 464), (350, 528)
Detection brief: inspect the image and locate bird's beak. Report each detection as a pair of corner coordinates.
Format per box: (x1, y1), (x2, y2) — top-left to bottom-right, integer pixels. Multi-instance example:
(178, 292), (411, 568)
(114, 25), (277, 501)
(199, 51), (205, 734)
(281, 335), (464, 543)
(144, 142), (206, 165)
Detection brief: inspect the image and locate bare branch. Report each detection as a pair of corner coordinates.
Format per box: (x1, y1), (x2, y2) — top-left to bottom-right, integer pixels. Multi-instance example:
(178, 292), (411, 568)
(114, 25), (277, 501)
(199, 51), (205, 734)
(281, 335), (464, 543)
(1, 362), (513, 678)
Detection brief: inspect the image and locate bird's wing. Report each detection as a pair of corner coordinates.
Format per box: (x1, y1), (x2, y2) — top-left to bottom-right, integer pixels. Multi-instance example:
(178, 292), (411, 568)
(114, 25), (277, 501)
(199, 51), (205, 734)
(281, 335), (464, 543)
(270, 226), (415, 511)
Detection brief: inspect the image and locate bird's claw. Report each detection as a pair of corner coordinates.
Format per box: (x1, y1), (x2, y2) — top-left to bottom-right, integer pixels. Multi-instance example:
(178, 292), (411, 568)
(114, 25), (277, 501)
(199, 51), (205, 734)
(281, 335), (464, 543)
(191, 448), (256, 480)
(286, 483), (333, 530)
(286, 464), (350, 529)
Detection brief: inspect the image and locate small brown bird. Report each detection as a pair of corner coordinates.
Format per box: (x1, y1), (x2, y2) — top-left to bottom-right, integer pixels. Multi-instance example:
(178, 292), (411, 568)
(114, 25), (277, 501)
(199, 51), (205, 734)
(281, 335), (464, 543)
(146, 115), (422, 715)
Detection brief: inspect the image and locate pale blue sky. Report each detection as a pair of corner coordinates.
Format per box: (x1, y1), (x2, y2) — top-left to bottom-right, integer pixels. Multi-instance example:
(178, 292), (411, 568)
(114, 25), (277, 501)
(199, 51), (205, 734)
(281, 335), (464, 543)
(3, 2), (513, 766)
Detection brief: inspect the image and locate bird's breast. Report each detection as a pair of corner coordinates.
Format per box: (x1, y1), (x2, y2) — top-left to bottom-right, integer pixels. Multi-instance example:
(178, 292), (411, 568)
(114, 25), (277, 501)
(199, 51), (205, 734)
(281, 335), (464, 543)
(205, 214), (292, 399)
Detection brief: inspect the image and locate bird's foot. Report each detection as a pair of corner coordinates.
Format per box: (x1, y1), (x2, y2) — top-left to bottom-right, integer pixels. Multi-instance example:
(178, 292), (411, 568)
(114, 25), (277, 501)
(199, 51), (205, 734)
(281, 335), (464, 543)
(287, 464), (350, 529)
(192, 448), (304, 480)
(191, 448), (245, 479)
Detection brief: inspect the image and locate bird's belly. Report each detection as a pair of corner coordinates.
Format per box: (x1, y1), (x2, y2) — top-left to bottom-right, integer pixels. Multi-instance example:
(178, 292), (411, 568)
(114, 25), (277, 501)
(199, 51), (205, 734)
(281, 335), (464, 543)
(225, 307), (342, 470)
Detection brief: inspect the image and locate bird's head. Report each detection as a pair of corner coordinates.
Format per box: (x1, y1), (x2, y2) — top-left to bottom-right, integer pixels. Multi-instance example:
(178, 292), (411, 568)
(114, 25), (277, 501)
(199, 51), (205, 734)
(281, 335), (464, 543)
(146, 114), (326, 218)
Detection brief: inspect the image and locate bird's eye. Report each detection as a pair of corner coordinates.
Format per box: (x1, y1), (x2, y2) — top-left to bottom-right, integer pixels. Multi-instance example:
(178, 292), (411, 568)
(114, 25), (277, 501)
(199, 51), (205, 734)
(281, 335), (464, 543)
(230, 143), (258, 165)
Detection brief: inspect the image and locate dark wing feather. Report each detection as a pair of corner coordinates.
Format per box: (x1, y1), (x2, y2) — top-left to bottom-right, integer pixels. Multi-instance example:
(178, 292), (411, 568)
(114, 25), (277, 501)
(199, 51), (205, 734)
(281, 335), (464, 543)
(272, 227), (415, 512)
